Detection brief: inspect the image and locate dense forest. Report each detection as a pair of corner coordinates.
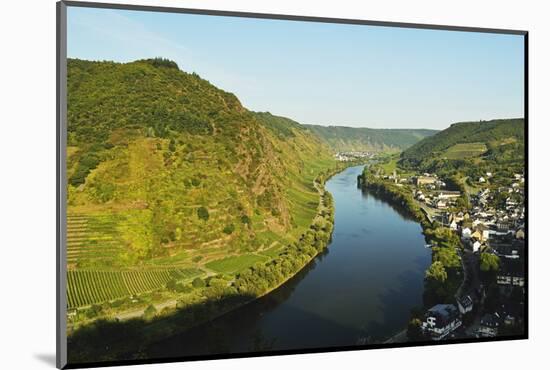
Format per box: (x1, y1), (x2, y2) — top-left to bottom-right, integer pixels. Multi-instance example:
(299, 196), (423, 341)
(304, 124), (437, 152)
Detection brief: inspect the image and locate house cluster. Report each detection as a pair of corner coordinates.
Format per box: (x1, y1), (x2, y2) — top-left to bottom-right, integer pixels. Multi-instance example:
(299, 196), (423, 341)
(380, 170), (408, 186)
(415, 189), (461, 210)
(420, 294), (522, 341)
(378, 172), (449, 188)
(420, 172), (525, 340)
(438, 174), (525, 258)
(421, 268), (524, 340)
(478, 300), (524, 338)
(414, 173), (447, 189)
(409, 173), (462, 209)
(334, 151), (374, 162)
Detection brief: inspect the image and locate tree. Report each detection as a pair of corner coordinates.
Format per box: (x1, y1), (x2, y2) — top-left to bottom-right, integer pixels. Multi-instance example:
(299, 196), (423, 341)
(192, 277), (205, 288)
(406, 318), (425, 341)
(203, 278), (229, 299)
(223, 224), (235, 234)
(142, 57), (179, 69)
(143, 304), (157, 320)
(480, 252), (500, 272)
(425, 261), (447, 283)
(432, 246), (461, 269)
(85, 304), (103, 319)
(166, 279), (177, 291)
(197, 206), (209, 221)
(168, 138), (176, 152)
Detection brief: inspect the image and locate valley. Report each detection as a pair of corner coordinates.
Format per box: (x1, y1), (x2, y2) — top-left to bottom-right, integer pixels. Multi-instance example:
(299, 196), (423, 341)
(65, 58), (525, 363)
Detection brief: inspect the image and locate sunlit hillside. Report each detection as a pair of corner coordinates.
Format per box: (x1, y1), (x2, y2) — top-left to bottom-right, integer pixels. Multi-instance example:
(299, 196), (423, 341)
(66, 58), (336, 309)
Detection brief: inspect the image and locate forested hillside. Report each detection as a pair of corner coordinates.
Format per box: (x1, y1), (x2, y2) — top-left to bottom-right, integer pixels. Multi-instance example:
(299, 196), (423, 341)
(399, 118), (525, 179)
(66, 58), (335, 308)
(304, 124), (437, 152)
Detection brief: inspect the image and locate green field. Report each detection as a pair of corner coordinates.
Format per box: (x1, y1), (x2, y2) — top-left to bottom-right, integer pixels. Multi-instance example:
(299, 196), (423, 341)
(67, 214), (127, 268)
(67, 268), (203, 308)
(443, 142), (487, 159)
(401, 119), (523, 169)
(259, 244), (284, 258)
(379, 157), (398, 174)
(205, 254), (269, 274)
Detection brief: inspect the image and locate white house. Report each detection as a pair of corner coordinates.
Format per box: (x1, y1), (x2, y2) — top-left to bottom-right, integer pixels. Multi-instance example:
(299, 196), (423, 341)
(472, 240), (482, 253)
(421, 304), (462, 340)
(462, 227), (472, 239)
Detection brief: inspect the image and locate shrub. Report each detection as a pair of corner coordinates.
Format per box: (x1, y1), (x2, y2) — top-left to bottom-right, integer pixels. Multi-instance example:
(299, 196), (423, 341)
(223, 224), (235, 234)
(166, 279), (177, 291)
(197, 207), (209, 221)
(143, 304), (157, 320)
(175, 283), (192, 293)
(192, 277), (205, 288)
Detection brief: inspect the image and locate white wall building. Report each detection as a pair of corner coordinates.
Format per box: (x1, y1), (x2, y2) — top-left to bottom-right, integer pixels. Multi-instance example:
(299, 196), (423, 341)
(421, 304), (462, 340)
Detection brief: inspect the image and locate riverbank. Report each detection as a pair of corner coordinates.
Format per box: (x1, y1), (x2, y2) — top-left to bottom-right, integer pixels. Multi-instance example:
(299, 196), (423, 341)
(359, 167), (465, 342)
(145, 164), (431, 358)
(67, 161), (365, 364)
(359, 169), (428, 225)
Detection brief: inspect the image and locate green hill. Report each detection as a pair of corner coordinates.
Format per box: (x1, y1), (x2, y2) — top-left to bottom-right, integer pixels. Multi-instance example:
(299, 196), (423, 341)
(303, 124), (437, 152)
(399, 118), (525, 174)
(252, 112), (306, 139)
(66, 58), (335, 308)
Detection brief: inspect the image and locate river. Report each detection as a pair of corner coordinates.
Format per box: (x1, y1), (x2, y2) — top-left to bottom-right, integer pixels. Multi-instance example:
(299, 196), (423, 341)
(147, 165), (431, 358)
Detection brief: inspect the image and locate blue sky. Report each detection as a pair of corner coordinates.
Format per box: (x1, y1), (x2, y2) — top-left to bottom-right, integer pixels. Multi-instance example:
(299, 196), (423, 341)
(67, 6), (524, 129)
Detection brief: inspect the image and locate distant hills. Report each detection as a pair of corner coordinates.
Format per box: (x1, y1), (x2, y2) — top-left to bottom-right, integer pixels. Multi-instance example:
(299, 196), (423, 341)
(304, 124), (438, 152)
(400, 118), (525, 173)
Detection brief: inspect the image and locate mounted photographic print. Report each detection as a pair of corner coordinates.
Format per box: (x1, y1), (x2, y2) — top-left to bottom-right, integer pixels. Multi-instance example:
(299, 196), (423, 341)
(56, 1), (528, 368)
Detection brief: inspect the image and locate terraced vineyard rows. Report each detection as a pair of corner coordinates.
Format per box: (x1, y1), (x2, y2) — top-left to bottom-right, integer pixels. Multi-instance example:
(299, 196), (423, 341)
(67, 268), (203, 308)
(67, 214), (125, 268)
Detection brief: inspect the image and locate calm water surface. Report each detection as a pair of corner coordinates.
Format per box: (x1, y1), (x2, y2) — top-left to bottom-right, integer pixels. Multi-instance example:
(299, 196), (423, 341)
(148, 165), (430, 357)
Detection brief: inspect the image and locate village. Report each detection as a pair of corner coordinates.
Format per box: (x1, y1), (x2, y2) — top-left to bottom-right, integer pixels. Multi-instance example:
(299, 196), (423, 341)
(379, 168), (525, 341)
(334, 151), (376, 162)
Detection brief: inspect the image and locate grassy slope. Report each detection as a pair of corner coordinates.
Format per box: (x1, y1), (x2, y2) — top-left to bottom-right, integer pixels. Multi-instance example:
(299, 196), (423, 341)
(303, 124), (438, 152)
(443, 142), (488, 159)
(398, 118), (525, 190)
(400, 118), (524, 166)
(67, 59), (335, 308)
